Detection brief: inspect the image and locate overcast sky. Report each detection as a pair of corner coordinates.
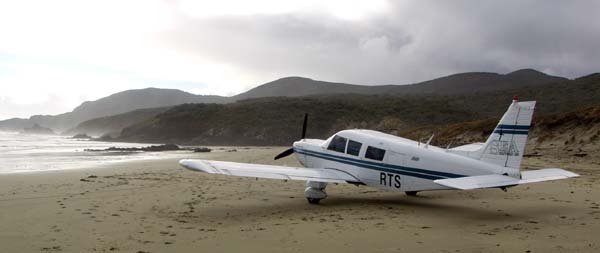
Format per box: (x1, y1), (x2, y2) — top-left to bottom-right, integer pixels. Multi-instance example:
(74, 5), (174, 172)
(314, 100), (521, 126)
(1, 0), (599, 119)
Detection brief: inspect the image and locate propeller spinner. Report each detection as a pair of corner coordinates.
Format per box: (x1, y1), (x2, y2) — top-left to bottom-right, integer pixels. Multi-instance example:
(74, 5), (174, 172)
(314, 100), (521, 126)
(274, 113), (308, 160)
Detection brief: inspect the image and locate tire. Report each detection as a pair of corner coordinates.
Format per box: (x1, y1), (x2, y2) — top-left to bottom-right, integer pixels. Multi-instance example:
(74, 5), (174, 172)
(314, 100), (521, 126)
(405, 191), (418, 196)
(307, 198), (321, 204)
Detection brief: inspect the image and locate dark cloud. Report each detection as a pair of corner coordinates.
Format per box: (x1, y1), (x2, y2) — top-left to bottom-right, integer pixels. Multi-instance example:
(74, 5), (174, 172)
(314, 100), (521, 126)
(161, 0), (600, 85)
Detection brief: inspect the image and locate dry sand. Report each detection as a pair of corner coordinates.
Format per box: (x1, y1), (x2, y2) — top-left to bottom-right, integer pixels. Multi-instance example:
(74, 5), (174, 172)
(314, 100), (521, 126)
(0, 147), (599, 252)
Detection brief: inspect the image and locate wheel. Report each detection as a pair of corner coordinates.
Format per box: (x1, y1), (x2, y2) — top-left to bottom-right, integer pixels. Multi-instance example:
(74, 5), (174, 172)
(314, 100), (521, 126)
(405, 191), (418, 196)
(307, 198), (321, 204)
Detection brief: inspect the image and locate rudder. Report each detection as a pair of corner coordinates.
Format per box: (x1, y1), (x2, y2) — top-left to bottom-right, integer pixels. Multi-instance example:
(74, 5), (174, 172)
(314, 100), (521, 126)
(478, 97), (536, 170)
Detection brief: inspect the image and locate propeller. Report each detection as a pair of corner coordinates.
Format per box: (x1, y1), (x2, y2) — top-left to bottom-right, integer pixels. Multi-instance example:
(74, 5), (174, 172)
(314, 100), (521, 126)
(274, 147), (294, 160)
(274, 113), (308, 160)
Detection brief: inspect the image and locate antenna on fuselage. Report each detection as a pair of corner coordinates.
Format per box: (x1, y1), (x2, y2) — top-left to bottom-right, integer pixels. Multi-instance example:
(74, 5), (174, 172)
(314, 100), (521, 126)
(425, 134), (434, 149)
(445, 140), (454, 151)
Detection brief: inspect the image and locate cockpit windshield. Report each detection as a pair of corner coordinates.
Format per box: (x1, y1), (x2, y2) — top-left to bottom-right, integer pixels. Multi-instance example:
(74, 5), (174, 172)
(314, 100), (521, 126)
(327, 135), (347, 153)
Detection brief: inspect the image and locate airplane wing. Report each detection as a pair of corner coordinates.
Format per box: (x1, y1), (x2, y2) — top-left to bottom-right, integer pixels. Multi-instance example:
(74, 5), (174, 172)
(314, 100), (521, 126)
(179, 159), (361, 184)
(433, 168), (579, 190)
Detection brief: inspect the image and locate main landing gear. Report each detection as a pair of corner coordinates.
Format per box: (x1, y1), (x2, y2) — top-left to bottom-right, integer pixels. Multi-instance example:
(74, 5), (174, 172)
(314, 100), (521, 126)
(305, 181), (327, 205)
(405, 191), (418, 196)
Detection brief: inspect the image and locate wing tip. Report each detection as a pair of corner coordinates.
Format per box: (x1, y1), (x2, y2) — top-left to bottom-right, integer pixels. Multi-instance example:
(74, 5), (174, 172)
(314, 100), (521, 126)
(534, 168), (580, 178)
(179, 159), (214, 173)
(565, 171), (580, 178)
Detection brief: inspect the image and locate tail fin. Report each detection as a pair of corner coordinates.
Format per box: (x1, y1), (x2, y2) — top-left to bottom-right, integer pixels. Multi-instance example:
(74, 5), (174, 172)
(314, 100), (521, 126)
(478, 96), (536, 169)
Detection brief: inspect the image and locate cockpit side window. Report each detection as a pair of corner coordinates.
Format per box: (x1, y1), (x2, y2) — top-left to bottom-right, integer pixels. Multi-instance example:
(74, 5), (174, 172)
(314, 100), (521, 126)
(327, 135), (347, 153)
(365, 146), (386, 161)
(346, 140), (362, 156)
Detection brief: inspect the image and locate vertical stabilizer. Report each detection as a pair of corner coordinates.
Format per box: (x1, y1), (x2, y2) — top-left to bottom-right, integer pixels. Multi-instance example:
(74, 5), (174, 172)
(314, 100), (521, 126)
(478, 97), (536, 169)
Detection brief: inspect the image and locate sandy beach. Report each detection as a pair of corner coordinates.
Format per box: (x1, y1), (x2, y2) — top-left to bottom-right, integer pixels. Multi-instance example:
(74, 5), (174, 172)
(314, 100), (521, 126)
(1, 147), (598, 252)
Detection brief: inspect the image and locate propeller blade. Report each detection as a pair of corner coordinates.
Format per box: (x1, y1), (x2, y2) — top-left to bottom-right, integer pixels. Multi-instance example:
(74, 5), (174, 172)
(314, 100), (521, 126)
(301, 113), (308, 139)
(274, 148), (295, 160)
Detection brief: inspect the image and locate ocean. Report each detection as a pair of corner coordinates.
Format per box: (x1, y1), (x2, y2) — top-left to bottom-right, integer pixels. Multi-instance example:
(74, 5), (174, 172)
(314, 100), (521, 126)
(0, 131), (184, 173)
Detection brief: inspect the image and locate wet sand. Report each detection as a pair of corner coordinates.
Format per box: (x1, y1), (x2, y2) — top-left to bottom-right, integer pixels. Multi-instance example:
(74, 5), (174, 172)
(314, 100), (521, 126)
(0, 147), (598, 252)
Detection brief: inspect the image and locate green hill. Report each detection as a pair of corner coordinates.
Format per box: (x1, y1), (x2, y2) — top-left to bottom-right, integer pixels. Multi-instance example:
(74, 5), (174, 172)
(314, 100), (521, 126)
(118, 95), (475, 145)
(4, 68), (593, 142)
(64, 107), (171, 137)
(117, 72), (600, 146)
(232, 69), (566, 100)
(0, 88), (228, 132)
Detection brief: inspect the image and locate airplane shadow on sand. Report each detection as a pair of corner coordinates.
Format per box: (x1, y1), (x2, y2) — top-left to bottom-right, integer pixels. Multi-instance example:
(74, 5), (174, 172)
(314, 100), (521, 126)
(188, 192), (575, 225)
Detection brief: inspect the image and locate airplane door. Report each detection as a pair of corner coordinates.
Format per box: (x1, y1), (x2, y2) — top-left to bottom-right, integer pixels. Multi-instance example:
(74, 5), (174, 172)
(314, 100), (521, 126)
(358, 149), (407, 190)
(383, 150), (407, 190)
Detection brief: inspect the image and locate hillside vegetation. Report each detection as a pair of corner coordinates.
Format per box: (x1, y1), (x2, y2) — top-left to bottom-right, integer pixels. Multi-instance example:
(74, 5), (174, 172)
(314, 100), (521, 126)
(118, 72), (600, 146)
(0, 68), (568, 132)
(119, 95), (474, 145)
(64, 107), (170, 137)
(5, 69), (598, 149)
(401, 106), (600, 158)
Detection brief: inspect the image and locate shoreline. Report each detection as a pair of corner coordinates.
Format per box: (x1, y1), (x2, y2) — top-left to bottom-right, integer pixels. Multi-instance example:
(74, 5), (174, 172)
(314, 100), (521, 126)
(0, 131), (281, 174)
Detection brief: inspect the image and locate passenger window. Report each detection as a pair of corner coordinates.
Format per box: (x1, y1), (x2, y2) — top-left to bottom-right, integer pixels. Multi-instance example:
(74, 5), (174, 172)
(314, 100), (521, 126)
(327, 135), (347, 153)
(365, 146), (385, 161)
(346, 140), (362, 156)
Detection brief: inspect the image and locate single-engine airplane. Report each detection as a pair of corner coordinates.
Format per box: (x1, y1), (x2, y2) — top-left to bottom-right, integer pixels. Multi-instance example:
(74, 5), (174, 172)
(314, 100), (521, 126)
(180, 97), (579, 204)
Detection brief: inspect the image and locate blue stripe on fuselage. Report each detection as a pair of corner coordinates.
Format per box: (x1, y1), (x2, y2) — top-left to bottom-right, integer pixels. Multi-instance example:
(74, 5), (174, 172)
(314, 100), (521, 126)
(493, 130), (529, 135)
(496, 124), (531, 130)
(294, 148), (466, 180)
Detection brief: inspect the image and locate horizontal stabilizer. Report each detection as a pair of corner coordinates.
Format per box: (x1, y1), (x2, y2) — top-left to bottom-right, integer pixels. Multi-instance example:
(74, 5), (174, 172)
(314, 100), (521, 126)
(519, 168), (580, 183)
(434, 174), (519, 190)
(434, 168), (579, 190)
(179, 159), (360, 184)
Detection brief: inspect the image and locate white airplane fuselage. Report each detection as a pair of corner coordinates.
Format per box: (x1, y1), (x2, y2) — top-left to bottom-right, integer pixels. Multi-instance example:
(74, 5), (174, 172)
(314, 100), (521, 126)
(180, 99), (579, 204)
(292, 129), (520, 192)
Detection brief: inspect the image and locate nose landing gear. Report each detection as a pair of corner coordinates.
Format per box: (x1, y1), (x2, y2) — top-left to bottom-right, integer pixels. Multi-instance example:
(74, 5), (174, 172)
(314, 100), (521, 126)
(307, 198), (321, 204)
(304, 181), (327, 204)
